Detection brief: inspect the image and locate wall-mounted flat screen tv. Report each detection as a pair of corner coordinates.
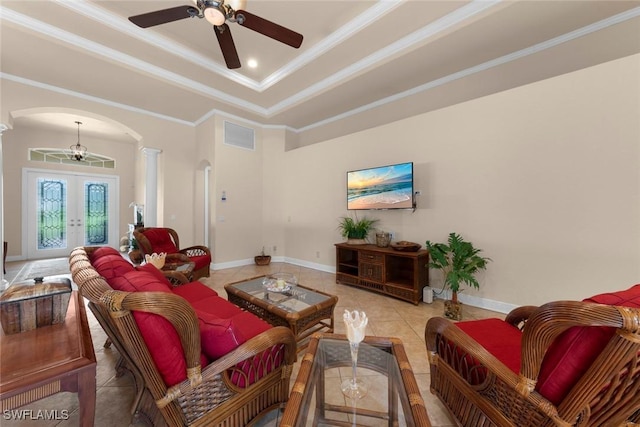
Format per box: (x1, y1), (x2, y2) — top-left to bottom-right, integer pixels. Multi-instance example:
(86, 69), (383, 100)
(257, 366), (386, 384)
(347, 162), (414, 210)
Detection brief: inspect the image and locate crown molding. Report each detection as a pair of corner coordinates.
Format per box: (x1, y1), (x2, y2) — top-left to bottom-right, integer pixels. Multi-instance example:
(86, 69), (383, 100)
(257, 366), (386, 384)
(297, 5), (640, 132)
(259, 0), (403, 90)
(1, 0), (499, 110)
(54, 0), (403, 93)
(0, 6), (267, 115)
(3, 5), (639, 137)
(0, 72), (195, 127)
(267, 0), (502, 115)
(52, 0), (260, 91)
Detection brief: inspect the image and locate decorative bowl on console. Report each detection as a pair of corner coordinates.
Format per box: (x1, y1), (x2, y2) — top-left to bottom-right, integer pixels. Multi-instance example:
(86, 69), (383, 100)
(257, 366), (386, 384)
(262, 273), (298, 293)
(390, 241), (422, 252)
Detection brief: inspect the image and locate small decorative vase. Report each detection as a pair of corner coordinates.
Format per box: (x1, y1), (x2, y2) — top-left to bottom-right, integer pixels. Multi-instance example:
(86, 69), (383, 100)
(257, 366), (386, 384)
(341, 310), (369, 399)
(145, 252), (166, 269)
(444, 300), (462, 320)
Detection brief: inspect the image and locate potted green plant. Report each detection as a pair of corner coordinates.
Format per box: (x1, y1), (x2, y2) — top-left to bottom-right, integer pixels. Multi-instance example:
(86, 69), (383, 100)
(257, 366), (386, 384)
(425, 232), (490, 320)
(338, 216), (378, 244)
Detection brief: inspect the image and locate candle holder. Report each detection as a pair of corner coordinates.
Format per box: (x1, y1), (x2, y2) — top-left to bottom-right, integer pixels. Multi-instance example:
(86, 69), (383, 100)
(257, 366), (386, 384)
(341, 309), (368, 399)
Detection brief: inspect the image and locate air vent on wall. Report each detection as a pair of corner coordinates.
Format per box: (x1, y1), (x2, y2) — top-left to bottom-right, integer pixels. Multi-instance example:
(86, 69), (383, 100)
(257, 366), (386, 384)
(224, 121), (255, 150)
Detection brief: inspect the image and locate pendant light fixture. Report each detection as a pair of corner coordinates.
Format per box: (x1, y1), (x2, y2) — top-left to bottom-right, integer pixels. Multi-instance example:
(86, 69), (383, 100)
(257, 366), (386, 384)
(70, 121), (87, 161)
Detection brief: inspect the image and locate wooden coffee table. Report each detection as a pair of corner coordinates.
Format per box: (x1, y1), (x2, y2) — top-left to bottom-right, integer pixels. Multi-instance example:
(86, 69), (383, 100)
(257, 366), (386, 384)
(225, 276), (338, 352)
(281, 333), (431, 426)
(0, 291), (97, 426)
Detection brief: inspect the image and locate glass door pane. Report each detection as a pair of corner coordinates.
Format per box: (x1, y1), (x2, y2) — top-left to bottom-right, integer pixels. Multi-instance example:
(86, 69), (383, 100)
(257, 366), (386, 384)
(26, 170), (119, 260)
(37, 178), (67, 250)
(84, 181), (109, 245)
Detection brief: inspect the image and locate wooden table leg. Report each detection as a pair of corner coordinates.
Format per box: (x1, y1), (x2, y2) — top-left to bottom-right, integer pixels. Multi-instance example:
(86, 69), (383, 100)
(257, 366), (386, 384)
(77, 366), (96, 427)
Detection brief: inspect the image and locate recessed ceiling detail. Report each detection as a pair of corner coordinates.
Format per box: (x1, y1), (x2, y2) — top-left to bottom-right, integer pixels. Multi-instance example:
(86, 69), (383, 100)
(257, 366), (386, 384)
(2, 1), (639, 145)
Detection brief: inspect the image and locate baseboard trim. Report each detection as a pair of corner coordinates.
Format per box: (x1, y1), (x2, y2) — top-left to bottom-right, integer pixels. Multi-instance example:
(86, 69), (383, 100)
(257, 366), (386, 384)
(432, 288), (518, 314)
(212, 257), (516, 314)
(212, 256), (287, 270)
(283, 257), (336, 274)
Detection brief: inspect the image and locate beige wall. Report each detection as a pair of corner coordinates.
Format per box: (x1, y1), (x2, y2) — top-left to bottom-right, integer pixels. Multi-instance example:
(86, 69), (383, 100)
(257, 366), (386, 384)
(278, 53), (640, 308)
(210, 116), (265, 264)
(2, 125), (136, 256)
(0, 79), (201, 255)
(1, 54), (638, 310)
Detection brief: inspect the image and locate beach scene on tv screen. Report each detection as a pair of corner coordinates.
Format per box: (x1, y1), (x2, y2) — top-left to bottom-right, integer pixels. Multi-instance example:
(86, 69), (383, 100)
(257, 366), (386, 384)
(348, 163), (413, 210)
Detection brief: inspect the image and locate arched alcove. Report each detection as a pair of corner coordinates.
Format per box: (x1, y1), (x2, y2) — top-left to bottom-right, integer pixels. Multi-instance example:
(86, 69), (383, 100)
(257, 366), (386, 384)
(9, 107), (143, 143)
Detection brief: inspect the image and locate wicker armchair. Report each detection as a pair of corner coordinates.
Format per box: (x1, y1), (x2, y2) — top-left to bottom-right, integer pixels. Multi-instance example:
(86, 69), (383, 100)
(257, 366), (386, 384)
(425, 297), (640, 426)
(133, 227), (211, 280)
(69, 247), (297, 427)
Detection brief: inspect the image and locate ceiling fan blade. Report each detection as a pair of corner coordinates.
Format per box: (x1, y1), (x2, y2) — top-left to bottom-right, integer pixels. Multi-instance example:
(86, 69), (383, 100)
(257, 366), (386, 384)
(214, 24), (241, 69)
(129, 5), (197, 28)
(236, 10), (303, 48)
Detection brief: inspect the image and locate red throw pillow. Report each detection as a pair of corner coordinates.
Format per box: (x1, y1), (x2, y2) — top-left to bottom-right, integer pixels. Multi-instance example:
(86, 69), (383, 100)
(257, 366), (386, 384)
(198, 311), (246, 360)
(132, 310), (208, 387)
(109, 270), (205, 386)
(143, 229), (178, 254)
(536, 284), (640, 405)
(583, 284), (640, 307)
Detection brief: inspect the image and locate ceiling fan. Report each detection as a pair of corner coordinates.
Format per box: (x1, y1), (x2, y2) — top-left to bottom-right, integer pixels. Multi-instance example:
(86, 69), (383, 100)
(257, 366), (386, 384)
(128, 0), (303, 70)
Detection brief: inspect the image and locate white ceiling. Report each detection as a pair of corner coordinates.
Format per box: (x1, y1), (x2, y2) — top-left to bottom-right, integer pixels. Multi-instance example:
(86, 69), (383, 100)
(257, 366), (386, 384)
(2, 0), (640, 146)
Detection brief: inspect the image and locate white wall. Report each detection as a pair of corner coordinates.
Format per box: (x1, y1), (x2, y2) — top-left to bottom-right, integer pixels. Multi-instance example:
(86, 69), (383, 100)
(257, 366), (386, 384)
(278, 53), (640, 307)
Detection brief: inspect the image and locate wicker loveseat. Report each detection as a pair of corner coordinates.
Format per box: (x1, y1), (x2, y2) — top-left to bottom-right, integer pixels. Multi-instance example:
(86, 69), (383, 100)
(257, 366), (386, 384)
(69, 246), (297, 427)
(425, 284), (640, 426)
(133, 227), (212, 280)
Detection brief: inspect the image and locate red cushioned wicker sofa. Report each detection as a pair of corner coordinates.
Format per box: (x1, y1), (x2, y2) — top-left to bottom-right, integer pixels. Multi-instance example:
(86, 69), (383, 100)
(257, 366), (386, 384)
(425, 284), (640, 426)
(69, 246), (296, 427)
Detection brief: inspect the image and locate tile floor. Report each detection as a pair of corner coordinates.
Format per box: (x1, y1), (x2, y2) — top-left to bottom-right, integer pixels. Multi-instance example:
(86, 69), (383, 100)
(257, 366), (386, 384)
(2, 258), (504, 426)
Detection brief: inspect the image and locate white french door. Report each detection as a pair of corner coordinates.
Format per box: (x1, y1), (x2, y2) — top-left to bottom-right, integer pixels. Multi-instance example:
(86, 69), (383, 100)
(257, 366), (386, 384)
(25, 169), (119, 259)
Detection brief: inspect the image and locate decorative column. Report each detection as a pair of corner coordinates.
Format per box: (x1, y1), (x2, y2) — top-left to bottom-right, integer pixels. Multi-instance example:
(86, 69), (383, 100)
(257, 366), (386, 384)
(142, 147), (162, 227)
(204, 166), (211, 247)
(0, 124), (8, 289)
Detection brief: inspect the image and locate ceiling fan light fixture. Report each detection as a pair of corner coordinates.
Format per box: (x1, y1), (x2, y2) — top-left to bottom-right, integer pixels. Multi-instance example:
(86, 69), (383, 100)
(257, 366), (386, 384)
(203, 6), (226, 25)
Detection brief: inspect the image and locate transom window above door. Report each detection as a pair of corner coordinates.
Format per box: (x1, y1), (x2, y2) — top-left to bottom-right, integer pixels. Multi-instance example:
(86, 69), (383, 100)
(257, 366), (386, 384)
(29, 148), (115, 169)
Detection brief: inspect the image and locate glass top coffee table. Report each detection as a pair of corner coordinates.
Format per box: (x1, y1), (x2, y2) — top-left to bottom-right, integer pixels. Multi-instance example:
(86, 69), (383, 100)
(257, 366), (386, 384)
(280, 333), (431, 427)
(224, 276), (338, 353)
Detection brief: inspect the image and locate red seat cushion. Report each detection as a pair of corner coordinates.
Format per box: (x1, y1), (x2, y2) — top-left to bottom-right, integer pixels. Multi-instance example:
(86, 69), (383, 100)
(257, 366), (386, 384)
(187, 254), (211, 271)
(135, 263), (172, 288)
(93, 254), (135, 281)
(142, 228), (178, 254)
(536, 284), (640, 405)
(456, 318), (522, 376)
(190, 296), (244, 319)
(172, 281), (219, 302)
